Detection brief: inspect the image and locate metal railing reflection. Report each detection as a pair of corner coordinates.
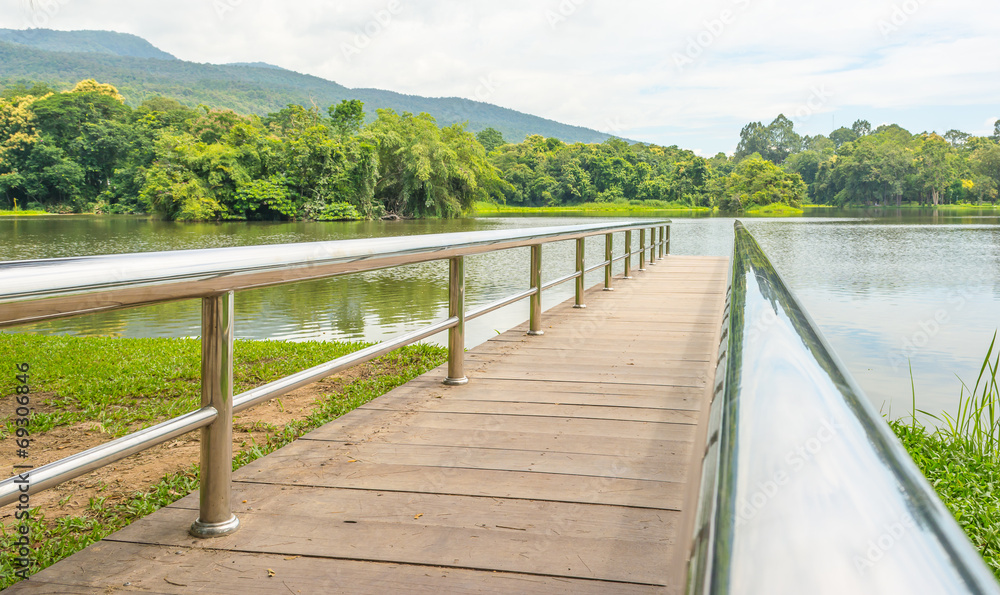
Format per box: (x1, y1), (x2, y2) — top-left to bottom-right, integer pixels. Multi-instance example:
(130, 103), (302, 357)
(0, 220), (669, 538)
(687, 221), (999, 594)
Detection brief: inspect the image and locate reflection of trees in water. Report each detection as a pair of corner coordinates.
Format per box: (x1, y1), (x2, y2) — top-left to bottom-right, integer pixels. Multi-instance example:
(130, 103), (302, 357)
(237, 262), (449, 340)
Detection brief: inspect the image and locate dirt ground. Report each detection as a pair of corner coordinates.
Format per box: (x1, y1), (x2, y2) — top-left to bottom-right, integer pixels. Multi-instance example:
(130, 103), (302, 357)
(0, 368), (367, 529)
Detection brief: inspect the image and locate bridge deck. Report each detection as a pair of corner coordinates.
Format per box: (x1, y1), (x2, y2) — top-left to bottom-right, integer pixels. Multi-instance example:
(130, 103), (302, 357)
(9, 255), (729, 594)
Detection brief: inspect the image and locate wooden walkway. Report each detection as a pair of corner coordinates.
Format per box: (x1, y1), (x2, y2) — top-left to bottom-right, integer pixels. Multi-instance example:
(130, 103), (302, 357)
(8, 255), (729, 594)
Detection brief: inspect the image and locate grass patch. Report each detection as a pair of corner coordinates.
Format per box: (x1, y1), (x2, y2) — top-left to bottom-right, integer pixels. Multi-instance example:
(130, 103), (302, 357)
(472, 200), (711, 215)
(743, 203), (804, 216)
(0, 210), (47, 216)
(889, 334), (1000, 578)
(0, 333), (396, 437)
(0, 334), (446, 588)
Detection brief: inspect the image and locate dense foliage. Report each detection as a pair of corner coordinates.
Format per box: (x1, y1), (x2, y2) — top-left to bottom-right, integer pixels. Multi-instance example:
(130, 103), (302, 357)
(0, 81), (505, 220)
(5, 77), (997, 218)
(740, 115), (1000, 206)
(486, 134), (804, 211)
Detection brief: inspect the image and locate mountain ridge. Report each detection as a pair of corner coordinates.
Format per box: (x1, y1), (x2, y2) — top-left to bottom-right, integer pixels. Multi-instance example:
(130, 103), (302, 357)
(0, 29), (620, 144)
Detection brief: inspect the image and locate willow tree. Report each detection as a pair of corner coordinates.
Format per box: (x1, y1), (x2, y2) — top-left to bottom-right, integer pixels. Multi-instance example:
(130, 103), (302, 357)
(367, 109), (504, 217)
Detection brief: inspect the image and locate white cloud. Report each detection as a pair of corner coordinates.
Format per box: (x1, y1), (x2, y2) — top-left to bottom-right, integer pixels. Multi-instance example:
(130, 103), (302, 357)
(3, 0), (998, 153)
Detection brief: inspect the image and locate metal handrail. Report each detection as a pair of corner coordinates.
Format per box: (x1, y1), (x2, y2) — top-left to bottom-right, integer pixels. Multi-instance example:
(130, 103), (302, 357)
(687, 221), (999, 594)
(0, 219), (670, 538)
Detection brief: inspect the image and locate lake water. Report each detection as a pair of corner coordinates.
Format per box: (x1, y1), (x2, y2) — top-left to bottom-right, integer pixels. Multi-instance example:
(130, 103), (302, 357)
(2, 208), (998, 423)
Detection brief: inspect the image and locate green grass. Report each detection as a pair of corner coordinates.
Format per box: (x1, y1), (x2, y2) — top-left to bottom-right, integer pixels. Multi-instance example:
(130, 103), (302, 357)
(0, 333), (403, 437)
(743, 203), (804, 216)
(0, 209), (47, 216)
(889, 333), (1000, 578)
(472, 200), (712, 215)
(0, 334), (447, 588)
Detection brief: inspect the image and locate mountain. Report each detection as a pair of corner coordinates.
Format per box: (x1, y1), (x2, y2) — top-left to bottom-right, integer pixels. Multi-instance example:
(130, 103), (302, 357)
(0, 29), (617, 144)
(226, 62), (286, 70)
(0, 28), (176, 60)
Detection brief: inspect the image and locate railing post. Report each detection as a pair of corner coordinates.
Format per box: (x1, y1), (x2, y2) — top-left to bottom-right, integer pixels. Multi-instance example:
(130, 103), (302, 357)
(639, 229), (647, 271)
(528, 244), (544, 335)
(659, 225), (666, 259)
(649, 227), (657, 266)
(574, 238), (586, 309)
(624, 230), (633, 279)
(190, 291), (239, 538)
(665, 225), (671, 256)
(444, 256), (468, 385)
(604, 233), (614, 291)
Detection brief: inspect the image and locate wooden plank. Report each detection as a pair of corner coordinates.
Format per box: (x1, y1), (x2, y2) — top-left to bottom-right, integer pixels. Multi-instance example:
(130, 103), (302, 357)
(302, 409), (700, 443)
(253, 440), (690, 482)
(401, 376), (709, 401)
(105, 485), (679, 585)
(255, 425), (693, 464)
(5, 541), (666, 595)
(360, 396), (701, 422)
(234, 460), (686, 509)
(465, 352), (713, 373)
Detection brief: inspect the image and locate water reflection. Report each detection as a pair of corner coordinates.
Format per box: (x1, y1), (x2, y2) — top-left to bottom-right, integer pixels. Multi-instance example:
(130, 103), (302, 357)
(3, 210), (999, 424)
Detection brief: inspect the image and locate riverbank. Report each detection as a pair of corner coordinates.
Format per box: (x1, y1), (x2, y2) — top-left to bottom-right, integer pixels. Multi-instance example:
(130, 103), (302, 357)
(471, 200), (712, 215)
(889, 338), (1000, 578)
(890, 420), (1000, 577)
(0, 334), (447, 588)
(471, 201), (804, 217)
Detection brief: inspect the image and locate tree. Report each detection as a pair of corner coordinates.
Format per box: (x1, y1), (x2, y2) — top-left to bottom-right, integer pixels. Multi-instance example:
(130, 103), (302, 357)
(944, 129), (971, 148)
(368, 110), (505, 217)
(767, 114), (801, 163)
(829, 126), (858, 148)
(328, 99), (364, 138)
(970, 141), (1000, 204)
(476, 127), (506, 154)
(712, 154), (806, 212)
(916, 133), (955, 206)
(852, 119), (872, 138)
(734, 121), (769, 162)
(0, 94), (41, 209)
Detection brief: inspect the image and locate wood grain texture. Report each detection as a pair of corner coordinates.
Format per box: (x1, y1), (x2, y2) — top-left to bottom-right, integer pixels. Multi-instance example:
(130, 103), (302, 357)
(12, 255), (728, 593)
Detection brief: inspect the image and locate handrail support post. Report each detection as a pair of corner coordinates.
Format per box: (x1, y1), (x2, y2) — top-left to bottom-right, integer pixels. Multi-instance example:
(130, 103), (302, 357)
(444, 256), (469, 385)
(604, 233), (614, 291)
(528, 244), (544, 335)
(190, 291), (239, 538)
(648, 227), (657, 265)
(639, 229), (647, 271)
(574, 238), (586, 308)
(624, 230), (633, 279)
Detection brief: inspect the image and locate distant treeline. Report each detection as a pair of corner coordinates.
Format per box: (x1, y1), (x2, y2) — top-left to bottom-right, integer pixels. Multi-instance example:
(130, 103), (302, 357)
(3, 79), (995, 219)
(736, 115), (1000, 206)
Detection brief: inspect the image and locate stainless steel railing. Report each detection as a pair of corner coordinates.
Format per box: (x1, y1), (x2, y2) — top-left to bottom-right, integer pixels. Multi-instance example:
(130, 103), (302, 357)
(0, 219), (669, 537)
(687, 221), (1000, 594)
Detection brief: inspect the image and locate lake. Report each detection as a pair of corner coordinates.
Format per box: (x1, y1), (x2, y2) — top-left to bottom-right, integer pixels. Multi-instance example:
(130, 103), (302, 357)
(2, 208), (998, 423)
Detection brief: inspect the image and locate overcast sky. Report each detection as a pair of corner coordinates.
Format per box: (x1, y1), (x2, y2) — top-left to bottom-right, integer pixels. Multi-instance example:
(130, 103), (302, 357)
(8, 0), (1000, 155)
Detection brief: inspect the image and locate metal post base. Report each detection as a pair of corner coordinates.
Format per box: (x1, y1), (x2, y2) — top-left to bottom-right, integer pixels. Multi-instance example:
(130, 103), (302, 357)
(443, 376), (469, 386)
(622, 276), (633, 280)
(603, 287), (615, 291)
(527, 330), (545, 336)
(190, 514), (240, 539)
(573, 304), (587, 309)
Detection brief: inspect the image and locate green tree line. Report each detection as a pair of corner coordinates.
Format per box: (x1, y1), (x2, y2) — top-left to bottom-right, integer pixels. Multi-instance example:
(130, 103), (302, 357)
(483, 131), (805, 212)
(11, 78), (995, 218)
(0, 80), (505, 220)
(737, 114), (1000, 206)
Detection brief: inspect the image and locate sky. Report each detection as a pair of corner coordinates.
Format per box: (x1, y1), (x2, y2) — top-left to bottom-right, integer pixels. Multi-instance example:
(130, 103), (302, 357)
(6, 0), (1000, 155)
